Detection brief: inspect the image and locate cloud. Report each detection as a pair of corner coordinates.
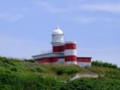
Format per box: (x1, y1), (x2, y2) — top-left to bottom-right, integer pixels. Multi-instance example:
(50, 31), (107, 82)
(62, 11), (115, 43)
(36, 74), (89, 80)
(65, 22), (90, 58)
(79, 4), (120, 13)
(34, 1), (120, 14)
(33, 1), (70, 13)
(33, 1), (118, 24)
(0, 12), (24, 21)
(74, 16), (116, 24)
(0, 8), (26, 22)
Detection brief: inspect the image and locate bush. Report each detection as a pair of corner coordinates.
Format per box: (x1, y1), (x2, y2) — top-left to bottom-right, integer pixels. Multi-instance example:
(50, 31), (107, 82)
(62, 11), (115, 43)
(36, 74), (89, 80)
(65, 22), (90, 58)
(28, 66), (47, 73)
(10, 67), (18, 72)
(24, 59), (35, 63)
(52, 65), (80, 75)
(56, 67), (65, 75)
(92, 61), (117, 69)
(60, 78), (120, 90)
(0, 71), (62, 90)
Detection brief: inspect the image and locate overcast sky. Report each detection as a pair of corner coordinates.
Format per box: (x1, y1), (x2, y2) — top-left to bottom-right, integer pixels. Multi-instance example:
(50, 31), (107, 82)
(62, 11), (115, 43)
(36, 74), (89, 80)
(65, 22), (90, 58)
(0, 0), (120, 66)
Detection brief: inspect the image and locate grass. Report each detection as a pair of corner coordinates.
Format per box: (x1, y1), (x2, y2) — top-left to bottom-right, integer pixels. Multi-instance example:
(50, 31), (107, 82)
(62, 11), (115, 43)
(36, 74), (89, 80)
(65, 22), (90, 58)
(0, 56), (120, 90)
(86, 66), (120, 79)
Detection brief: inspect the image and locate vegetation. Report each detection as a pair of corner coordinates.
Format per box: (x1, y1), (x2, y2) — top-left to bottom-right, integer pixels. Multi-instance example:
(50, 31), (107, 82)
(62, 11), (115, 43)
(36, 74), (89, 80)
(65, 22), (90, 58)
(0, 56), (120, 90)
(60, 78), (120, 90)
(92, 60), (117, 68)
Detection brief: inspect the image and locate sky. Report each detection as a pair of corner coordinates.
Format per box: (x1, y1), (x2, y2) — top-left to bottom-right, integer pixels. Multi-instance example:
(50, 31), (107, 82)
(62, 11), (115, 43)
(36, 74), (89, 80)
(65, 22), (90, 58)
(0, 0), (120, 66)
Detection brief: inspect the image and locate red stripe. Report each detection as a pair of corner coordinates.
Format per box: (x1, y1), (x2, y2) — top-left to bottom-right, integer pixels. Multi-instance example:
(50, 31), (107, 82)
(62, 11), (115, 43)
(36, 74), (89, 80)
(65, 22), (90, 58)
(65, 43), (76, 49)
(51, 58), (59, 62)
(37, 58), (51, 63)
(53, 45), (65, 52)
(77, 58), (91, 62)
(36, 58), (59, 63)
(65, 55), (77, 62)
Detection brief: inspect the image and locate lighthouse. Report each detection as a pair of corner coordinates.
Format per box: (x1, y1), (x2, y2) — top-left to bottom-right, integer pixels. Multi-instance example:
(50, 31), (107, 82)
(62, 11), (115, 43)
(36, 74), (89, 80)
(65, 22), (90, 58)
(51, 26), (65, 52)
(32, 26), (92, 67)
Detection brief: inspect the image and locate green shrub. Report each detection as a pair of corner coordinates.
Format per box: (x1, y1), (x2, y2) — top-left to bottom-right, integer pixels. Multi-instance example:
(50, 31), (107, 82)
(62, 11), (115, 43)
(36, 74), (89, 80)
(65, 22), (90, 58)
(24, 59), (35, 62)
(35, 66), (47, 73)
(28, 66), (47, 73)
(66, 68), (79, 74)
(56, 67), (65, 75)
(0, 71), (62, 90)
(52, 65), (80, 75)
(92, 61), (117, 69)
(10, 67), (18, 72)
(60, 78), (120, 90)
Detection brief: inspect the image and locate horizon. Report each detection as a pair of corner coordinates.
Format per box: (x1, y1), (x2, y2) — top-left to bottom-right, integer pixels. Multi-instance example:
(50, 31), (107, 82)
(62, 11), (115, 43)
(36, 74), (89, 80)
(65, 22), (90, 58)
(0, 0), (120, 66)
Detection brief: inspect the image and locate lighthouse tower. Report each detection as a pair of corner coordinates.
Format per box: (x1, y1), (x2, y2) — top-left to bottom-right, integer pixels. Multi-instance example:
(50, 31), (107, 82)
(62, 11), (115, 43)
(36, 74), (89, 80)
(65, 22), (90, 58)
(51, 26), (65, 52)
(65, 41), (77, 65)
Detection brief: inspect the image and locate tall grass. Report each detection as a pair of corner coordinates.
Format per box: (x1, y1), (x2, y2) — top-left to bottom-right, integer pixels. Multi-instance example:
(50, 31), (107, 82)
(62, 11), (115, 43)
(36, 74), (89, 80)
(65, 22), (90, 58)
(0, 70), (62, 90)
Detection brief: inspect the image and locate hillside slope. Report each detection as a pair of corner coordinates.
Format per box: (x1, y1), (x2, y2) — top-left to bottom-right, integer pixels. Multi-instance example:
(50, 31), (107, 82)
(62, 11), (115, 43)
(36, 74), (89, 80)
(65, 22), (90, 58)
(0, 56), (120, 90)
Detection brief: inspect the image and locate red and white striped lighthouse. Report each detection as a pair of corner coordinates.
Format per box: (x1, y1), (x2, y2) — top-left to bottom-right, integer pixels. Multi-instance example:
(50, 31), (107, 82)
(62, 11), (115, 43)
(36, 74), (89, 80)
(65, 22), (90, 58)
(65, 41), (77, 65)
(33, 25), (91, 67)
(51, 26), (65, 52)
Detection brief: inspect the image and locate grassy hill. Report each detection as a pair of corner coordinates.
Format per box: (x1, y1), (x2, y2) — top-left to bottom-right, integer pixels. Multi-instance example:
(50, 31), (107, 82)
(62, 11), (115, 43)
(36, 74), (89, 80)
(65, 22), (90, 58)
(0, 56), (120, 90)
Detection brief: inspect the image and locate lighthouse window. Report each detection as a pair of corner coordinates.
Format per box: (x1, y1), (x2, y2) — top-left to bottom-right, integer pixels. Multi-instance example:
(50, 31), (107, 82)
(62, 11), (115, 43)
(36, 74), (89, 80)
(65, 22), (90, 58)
(52, 35), (55, 39)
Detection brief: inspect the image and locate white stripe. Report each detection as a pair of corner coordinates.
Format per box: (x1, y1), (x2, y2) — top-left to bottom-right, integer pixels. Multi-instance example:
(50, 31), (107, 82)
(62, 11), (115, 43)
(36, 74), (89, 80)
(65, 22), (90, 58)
(64, 49), (77, 56)
(52, 42), (65, 46)
(66, 61), (77, 65)
(77, 62), (91, 67)
(65, 41), (76, 44)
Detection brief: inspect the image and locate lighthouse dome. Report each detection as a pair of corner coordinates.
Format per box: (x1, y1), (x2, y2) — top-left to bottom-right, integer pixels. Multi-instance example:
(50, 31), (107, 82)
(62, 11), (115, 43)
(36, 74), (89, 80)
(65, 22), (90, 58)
(52, 26), (63, 35)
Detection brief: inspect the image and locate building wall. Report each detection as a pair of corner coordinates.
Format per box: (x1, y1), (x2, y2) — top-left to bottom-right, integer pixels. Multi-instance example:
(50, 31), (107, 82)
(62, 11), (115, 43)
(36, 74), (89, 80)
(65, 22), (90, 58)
(65, 42), (77, 65)
(77, 62), (91, 67)
(35, 57), (91, 67)
(36, 57), (65, 64)
(77, 57), (91, 67)
(37, 58), (51, 63)
(53, 45), (65, 52)
(36, 57), (59, 64)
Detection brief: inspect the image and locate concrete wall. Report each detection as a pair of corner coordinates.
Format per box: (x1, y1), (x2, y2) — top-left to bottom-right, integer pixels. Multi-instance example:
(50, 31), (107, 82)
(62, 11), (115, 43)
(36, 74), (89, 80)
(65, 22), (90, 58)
(77, 62), (91, 67)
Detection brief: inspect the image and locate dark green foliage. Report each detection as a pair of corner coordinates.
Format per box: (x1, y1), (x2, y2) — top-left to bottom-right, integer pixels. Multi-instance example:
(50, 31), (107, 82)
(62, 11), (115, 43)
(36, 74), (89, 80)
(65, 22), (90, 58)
(60, 78), (120, 90)
(52, 65), (80, 75)
(10, 67), (18, 72)
(92, 60), (117, 68)
(86, 66), (120, 80)
(0, 70), (62, 90)
(24, 59), (35, 62)
(28, 66), (47, 73)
